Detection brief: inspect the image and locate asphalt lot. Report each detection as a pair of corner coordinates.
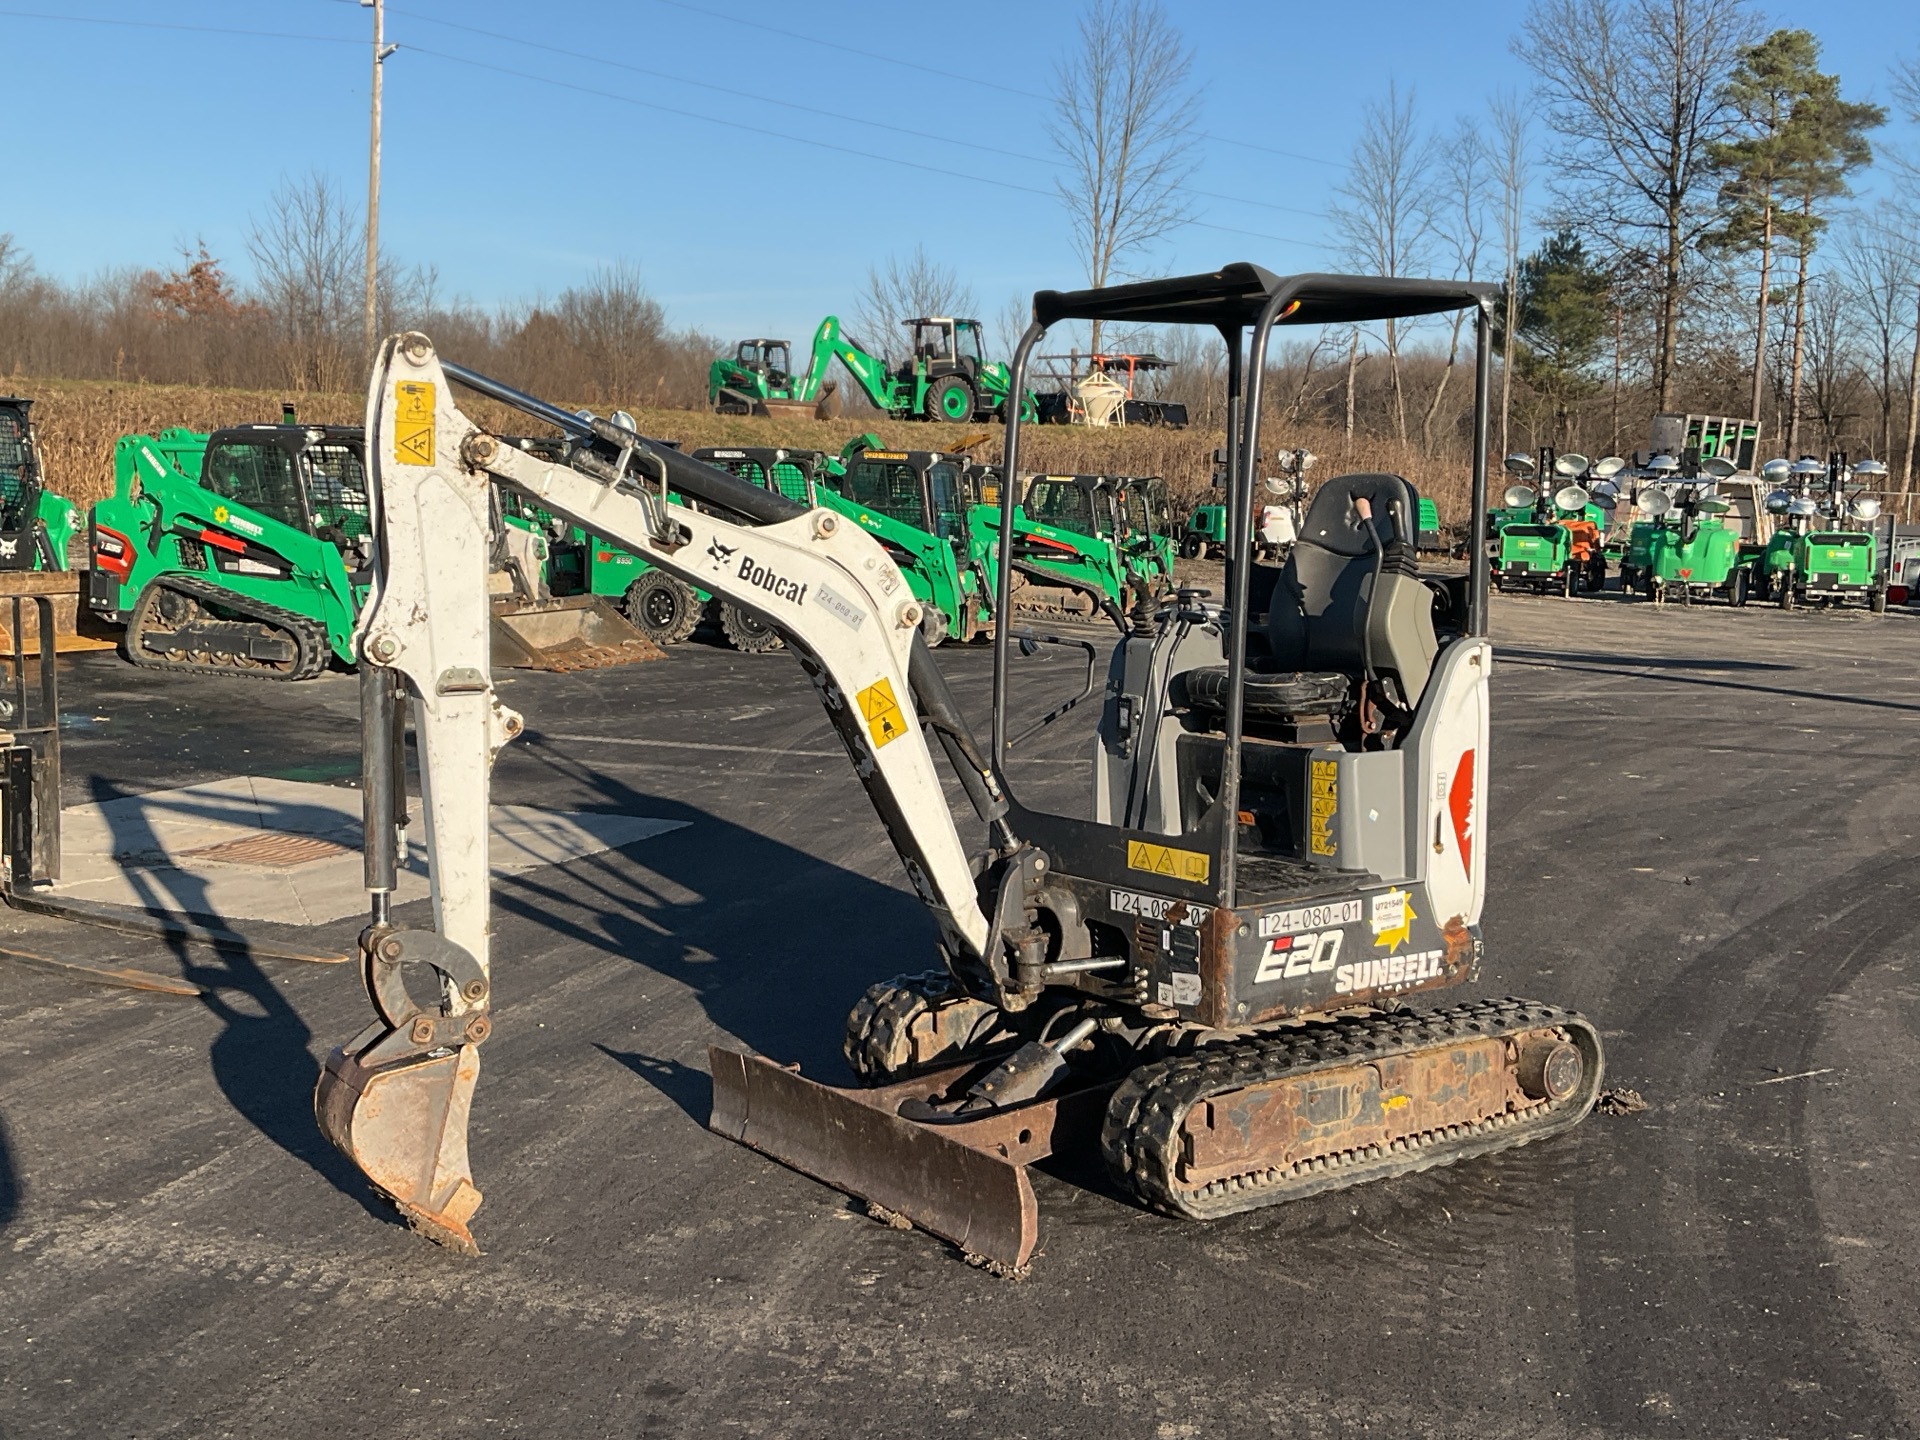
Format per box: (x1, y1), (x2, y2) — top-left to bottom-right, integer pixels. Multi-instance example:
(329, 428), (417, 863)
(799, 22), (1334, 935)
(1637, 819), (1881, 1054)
(3, 592), (1919, 1439)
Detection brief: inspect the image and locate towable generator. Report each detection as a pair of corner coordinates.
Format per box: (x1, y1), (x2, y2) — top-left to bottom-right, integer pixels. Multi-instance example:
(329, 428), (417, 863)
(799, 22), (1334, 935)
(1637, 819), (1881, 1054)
(316, 268), (1603, 1270)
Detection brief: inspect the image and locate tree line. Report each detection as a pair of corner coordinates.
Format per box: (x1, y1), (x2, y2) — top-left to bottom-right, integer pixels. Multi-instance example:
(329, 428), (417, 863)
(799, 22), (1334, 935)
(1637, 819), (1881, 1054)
(2, 0), (1917, 503)
(0, 173), (718, 409)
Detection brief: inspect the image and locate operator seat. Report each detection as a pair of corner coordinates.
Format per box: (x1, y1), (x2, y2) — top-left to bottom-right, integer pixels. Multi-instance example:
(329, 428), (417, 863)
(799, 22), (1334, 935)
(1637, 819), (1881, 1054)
(1179, 472), (1438, 725)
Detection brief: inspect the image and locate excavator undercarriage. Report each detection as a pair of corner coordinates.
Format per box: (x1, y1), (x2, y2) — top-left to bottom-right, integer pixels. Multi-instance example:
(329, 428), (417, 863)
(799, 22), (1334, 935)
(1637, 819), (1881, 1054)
(316, 268), (1602, 1269)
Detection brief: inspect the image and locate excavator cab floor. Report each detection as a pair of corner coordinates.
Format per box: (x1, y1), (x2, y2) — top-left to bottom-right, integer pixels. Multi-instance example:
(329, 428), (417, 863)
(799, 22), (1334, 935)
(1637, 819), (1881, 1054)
(708, 1047), (1114, 1272)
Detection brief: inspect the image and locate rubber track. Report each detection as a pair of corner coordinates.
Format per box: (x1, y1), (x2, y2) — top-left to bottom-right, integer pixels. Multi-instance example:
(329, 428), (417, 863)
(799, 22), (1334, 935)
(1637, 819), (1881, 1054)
(1102, 996), (1603, 1219)
(843, 970), (953, 1084)
(127, 575), (332, 682)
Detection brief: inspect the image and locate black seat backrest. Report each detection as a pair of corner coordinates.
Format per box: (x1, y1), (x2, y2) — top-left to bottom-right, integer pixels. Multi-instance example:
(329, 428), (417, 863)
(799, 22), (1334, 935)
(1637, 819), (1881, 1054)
(1266, 473), (1435, 709)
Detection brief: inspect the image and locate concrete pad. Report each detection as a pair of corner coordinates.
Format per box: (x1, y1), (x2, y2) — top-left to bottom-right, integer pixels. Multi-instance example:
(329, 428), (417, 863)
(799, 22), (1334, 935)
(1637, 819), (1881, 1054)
(53, 774), (686, 926)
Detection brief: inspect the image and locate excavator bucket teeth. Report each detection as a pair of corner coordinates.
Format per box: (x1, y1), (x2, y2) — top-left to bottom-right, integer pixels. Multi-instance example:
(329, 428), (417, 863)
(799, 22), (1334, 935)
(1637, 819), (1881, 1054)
(316, 1044), (485, 1254)
(488, 595), (666, 672)
(708, 1047), (1111, 1271)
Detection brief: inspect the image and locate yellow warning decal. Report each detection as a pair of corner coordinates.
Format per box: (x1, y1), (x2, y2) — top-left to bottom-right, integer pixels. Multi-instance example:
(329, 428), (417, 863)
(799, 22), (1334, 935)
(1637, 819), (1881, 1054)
(1126, 840), (1210, 884)
(856, 676), (907, 749)
(1309, 758), (1338, 857)
(393, 380), (435, 466)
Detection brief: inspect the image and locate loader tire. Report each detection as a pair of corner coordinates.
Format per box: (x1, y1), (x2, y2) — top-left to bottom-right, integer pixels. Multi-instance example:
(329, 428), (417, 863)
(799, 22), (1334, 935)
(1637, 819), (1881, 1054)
(720, 601), (784, 653)
(927, 375), (976, 423)
(843, 970), (1012, 1086)
(622, 570), (700, 645)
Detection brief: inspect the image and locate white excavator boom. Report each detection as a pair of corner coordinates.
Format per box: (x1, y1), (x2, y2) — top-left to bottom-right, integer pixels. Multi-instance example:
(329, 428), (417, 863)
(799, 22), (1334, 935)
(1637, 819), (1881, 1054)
(315, 333), (999, 1250)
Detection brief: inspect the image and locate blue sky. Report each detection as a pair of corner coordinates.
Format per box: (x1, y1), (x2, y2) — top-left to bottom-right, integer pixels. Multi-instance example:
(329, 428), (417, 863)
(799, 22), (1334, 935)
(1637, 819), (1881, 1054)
(5, 1), (1915, 345)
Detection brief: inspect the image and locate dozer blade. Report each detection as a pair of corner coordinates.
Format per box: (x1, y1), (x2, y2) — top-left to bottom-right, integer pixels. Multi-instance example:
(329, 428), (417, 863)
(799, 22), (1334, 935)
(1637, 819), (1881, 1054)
(316, 1044), (485, 1253)
(708, 1047), (1110, 1271)
(489, 595), (666, 673)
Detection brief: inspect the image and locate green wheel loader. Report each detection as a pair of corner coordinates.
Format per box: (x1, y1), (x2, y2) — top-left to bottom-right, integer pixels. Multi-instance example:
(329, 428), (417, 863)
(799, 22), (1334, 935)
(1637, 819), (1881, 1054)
(742, 315), (1038, 425)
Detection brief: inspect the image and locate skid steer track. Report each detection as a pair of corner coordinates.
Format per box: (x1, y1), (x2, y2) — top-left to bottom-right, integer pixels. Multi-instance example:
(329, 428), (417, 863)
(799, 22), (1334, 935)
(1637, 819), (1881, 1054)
(125, 575), (332, 681)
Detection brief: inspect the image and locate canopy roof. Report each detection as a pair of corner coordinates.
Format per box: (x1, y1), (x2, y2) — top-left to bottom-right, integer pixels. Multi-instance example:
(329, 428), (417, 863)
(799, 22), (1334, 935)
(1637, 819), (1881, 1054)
(1031, 265), (1498, 330)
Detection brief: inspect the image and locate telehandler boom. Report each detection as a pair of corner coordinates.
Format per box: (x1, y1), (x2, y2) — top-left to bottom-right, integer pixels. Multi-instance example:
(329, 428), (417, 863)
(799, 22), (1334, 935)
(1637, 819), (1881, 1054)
(319, 269), (1602, 1269)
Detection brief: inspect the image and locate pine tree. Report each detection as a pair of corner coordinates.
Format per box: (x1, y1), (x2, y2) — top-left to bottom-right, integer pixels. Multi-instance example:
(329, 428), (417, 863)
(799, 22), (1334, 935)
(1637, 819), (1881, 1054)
(1706, 30), (1883, 449)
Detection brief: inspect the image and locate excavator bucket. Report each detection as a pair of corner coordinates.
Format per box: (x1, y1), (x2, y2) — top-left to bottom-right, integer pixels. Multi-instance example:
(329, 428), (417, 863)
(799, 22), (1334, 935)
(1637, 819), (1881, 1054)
(488, 595), (666, 672)
(316, 1043), (485, 1253)
(708, 1046), (1111, 1271)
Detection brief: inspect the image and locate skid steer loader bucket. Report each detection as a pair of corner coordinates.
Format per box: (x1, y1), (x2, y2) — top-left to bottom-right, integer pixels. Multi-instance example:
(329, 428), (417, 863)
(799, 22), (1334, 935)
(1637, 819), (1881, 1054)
(708, 1046), (1113, 1270)
(488, 595), (666, 672)
(754, 382), (839, 423)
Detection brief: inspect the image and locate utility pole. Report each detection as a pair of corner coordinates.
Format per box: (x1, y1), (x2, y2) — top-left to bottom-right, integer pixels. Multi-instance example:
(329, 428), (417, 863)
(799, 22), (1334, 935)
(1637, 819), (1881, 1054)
(362, 0), (397, 352)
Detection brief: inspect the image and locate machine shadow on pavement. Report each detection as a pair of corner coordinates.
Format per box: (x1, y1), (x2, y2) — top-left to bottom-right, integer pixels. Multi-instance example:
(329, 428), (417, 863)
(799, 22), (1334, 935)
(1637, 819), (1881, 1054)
(1501, 648), (1920, 714)
(82, 774), (401, 1231)
(0, 1114), (18, 1232)
(485, 732), (939, 1084)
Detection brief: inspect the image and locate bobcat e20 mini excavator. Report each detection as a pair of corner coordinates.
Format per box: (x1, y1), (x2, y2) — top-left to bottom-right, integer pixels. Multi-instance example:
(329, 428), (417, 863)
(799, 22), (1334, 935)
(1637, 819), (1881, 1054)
(317, 267), (1603, 1269)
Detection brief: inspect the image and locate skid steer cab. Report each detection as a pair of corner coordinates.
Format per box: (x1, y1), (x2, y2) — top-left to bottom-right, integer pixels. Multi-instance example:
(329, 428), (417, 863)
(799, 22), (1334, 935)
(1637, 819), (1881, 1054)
(89, 422), (373, 679)
(317, 271), (1602, 1270)
(0, 397), (81, 571)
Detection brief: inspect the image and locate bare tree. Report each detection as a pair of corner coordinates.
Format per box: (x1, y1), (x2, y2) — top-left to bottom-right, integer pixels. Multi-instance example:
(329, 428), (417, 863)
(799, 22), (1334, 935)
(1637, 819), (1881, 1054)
(555, 260), (670, 405)
(1332, 79), (1436, 444)
(1421, 117), (1493, 453)
(1836, 220), (1919, 462)
(854, 246), (978, 363)
(1049, 0), (1198, 352)
(1515, 0), (1759, 410)
(1489, 94), (1532, 456)
(246, 172), (361, 392)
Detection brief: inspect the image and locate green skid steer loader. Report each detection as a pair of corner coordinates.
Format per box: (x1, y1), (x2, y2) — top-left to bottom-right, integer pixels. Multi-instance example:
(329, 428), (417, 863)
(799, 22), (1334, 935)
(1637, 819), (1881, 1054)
(0, 396), (82, 571)
(88, 419), (658, 679)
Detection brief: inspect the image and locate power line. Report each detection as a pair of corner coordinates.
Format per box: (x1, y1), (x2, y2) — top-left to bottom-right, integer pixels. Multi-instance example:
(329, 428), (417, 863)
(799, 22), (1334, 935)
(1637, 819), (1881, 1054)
(642, 0), (1347, 172)
(3, 4), (1325, 250)
(398, 43), (1321, 250)
(0, 6), (357, 44)
(380, 5), (1333, 223)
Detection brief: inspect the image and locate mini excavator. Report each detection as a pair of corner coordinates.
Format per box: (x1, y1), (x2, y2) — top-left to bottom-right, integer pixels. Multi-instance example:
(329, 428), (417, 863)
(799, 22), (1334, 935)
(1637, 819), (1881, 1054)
(316, 267), (1603, 1268)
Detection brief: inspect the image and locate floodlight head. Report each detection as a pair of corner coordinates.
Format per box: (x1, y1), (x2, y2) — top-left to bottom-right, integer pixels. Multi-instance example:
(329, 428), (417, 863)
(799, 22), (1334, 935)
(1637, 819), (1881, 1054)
(1852, 495), (1883, 521)
(1591, 456), (1627, 480)
(1648, 455), (1680, 474)
(1554, 452), (1590, 478)
(1554, 484), (1591, 512)
(1765, 490), (1793, 514)
(1697, 495), (1732, 515)
(1503, 484), (1537, 509)
(1852, 458), (1889, 480)
(1639, 487), (1673, 517)
(1504, 454), (1536, 478)
(1761, 459), (1792, 482)
(1788, 497), (1819, 518)
(1701, 456), (1739, 479)
(1791, 458), (1824, 477)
